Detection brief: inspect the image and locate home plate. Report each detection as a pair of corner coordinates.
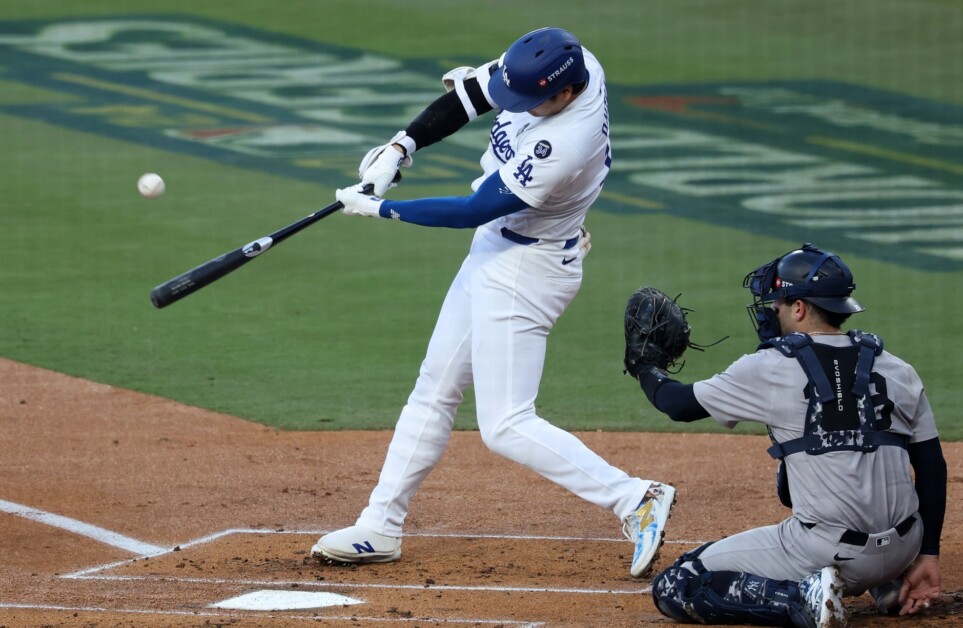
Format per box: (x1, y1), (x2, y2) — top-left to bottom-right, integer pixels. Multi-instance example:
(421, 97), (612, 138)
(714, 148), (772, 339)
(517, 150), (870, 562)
(211, 589), (363, 610)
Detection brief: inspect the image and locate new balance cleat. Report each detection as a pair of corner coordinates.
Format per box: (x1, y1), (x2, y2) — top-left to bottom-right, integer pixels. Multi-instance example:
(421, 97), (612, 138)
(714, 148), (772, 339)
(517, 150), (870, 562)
(622, 482), (676, 577)
(797, 566), (846, 628)
(311, 525), (401, 564)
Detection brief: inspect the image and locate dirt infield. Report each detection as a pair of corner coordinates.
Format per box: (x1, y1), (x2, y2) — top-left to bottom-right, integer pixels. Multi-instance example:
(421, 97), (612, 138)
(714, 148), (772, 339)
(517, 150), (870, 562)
(1, 357), (960, 627)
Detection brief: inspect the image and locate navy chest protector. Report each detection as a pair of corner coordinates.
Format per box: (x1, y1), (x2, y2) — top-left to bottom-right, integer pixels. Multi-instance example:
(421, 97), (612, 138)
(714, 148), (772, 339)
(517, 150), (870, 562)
(765, 331), (907, 460)
(764, 331), (907, 507)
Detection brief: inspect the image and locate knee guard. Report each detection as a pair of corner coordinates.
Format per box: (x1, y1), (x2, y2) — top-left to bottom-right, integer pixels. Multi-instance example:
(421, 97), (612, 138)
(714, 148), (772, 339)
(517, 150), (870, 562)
(652, 545), (801, 626)
(652, 543), (712, 622)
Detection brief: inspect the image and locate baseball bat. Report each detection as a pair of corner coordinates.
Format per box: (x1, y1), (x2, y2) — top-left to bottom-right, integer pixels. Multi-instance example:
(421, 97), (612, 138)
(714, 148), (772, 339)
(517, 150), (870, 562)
(150, 182), (382, 309)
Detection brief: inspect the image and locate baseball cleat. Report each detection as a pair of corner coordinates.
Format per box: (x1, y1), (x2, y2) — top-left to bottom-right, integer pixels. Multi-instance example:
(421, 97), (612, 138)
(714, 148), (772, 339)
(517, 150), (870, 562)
(622, 482), (676, 577)
(797, 565), (847, 628)
(869, 577), (902, 616)
(311, 525), (401, 564)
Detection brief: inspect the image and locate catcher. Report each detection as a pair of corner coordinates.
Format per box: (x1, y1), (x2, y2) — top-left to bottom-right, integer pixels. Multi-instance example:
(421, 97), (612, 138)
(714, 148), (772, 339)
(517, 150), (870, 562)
(624, 244), (945, 628)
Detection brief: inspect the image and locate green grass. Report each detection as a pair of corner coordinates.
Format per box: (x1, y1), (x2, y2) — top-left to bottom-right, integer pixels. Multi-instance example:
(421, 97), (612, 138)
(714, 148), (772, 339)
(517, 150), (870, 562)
(1, 1), (961, 439)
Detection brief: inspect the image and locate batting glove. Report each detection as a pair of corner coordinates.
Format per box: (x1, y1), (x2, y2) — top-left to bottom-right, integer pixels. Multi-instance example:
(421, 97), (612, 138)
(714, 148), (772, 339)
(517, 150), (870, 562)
(359, 131), (413, 197)
(337, 185), (384, 218)
(579, 226), (592, 259)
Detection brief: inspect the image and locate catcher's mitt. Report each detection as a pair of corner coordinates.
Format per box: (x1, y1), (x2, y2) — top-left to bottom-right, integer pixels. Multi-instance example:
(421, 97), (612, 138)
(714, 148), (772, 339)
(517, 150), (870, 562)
(624, 287), (692, 377)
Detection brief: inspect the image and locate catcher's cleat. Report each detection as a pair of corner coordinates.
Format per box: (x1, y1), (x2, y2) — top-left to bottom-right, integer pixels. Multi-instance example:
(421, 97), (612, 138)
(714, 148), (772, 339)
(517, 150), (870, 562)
(869, 577), (902, 616)
(623, 482), (676, 577)
(311, 525), (401, 564)
(796, 566), (847, 628)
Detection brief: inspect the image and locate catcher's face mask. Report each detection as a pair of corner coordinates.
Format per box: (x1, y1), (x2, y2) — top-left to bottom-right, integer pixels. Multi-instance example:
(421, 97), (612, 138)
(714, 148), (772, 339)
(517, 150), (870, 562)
(743, 254), (785, 342)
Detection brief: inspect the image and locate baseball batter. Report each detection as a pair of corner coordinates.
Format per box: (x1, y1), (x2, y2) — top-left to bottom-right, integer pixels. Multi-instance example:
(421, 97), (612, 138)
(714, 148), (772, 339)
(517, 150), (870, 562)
(311, 27), (674, 578)
(629, 244), (946, 627)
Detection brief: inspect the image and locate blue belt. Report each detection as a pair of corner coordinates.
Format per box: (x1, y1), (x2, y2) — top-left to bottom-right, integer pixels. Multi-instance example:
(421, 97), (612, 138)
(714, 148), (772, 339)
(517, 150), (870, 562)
(501, 227), (579, 249)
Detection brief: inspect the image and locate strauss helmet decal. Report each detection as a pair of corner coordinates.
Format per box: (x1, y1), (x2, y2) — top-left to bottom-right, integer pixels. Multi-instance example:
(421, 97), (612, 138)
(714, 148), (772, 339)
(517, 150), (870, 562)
(489, 27), (588, 113)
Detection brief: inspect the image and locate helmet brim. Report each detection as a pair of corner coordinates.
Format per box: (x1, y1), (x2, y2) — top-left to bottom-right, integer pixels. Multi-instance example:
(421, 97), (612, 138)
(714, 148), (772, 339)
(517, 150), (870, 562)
(805, 295), (865, 314)
(488, 66), (553, 113)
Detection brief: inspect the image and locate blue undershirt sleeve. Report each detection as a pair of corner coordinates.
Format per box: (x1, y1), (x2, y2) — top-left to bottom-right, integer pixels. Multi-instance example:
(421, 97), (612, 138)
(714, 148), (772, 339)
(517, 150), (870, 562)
(638, 368), (711, 423)
(378, 171), (529, 228)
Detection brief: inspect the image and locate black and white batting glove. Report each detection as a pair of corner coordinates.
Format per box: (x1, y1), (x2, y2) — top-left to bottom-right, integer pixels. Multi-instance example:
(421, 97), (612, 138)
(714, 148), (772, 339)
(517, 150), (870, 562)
(359, 131), (413, 197)
(337, 185), (384, 218)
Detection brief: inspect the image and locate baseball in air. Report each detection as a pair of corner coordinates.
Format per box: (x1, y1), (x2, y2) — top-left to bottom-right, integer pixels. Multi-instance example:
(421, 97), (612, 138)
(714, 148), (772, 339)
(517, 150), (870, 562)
(137, 172), (165, 199)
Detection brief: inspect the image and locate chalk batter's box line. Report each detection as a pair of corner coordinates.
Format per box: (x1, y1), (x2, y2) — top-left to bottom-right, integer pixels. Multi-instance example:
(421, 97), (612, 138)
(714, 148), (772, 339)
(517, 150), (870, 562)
(0, 602), (545, 626)
(62, 527), (707, 591)
(71, 572), (655, 596)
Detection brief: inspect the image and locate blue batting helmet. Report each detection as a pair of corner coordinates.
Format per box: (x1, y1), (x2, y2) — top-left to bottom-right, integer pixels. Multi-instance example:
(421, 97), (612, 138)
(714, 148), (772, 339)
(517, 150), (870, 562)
(488, 27), (588, 113)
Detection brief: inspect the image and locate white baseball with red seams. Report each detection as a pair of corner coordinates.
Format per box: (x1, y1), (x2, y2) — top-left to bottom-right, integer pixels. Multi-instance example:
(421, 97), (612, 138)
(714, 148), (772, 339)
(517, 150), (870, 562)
(137, 172), (165, 198)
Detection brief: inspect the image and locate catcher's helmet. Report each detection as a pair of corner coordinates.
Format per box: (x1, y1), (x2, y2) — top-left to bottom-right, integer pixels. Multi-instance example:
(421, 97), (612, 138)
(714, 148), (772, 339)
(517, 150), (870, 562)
(488, 27), (588, 113)
(773, 246), (863, 313)
(744, 243), (864, 340)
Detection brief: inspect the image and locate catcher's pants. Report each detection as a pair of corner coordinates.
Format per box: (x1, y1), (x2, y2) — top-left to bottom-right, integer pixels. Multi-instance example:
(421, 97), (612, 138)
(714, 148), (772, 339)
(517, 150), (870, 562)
(356, 223), (647, 537)
(696, 514), (922, 596)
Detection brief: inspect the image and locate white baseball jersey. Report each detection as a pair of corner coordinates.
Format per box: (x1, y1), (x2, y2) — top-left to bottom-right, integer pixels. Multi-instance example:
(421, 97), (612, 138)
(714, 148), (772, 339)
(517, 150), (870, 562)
(473, 49), (610, 241)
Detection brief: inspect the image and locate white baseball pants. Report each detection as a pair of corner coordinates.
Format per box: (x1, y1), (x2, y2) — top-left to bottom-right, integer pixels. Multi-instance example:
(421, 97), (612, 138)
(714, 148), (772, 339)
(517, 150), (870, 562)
(356, 223), (647, 536)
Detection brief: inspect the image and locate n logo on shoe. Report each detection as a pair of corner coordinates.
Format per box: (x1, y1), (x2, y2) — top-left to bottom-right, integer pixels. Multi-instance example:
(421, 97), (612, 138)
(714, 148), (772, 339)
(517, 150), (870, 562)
(637, 502), (655, 530)
(351, 541), (377, 554)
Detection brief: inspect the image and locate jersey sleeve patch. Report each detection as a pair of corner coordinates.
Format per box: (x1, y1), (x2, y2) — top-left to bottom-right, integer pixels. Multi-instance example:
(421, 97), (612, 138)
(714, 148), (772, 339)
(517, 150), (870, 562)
(499, 136), (583, 207)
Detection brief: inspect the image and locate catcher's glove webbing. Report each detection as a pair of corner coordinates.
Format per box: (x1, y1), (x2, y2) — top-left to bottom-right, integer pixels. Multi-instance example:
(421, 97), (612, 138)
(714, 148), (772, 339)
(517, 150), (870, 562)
(623, 287), (694, 377)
